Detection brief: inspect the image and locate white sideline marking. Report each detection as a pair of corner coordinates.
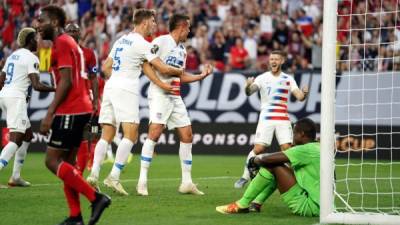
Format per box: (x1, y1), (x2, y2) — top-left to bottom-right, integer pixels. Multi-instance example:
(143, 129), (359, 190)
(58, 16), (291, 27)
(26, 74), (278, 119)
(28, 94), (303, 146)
(31, 176), (236, 187)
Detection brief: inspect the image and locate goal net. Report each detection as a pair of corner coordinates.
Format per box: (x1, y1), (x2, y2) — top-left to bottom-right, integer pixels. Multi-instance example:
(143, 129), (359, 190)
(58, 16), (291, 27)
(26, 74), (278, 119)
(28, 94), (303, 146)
(320, 0), (400, 224)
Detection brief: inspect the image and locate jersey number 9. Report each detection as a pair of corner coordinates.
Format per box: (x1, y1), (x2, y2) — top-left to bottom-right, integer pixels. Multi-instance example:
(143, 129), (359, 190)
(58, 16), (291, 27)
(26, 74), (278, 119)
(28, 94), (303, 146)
(5, 63), (14, 84)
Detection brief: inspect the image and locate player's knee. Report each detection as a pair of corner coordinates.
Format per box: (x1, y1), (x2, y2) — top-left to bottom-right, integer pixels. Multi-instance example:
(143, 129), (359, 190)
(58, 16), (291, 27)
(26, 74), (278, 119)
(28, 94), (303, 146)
(253, 144), (267, 154)
(147, 129), (162, 142)
(180, 133), (193, 143)
(44, 154), (60, 173)
(8, 132), (24, 147)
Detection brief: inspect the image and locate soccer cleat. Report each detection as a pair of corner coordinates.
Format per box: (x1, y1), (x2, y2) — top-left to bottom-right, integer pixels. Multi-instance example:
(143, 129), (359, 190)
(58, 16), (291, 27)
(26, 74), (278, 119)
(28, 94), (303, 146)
(8, 177), (31, 187)
(234, 178), (248, 189)
(136, 182), (148, 196)
(57, 215), (84, 225)
(249, 202), (262, 212)
(216, 202), (249, 214)
(87, 175), (100, 191)
(178, 183), (204, 195)
(88, 192), (111, 225)
(103, 176), (129, 196)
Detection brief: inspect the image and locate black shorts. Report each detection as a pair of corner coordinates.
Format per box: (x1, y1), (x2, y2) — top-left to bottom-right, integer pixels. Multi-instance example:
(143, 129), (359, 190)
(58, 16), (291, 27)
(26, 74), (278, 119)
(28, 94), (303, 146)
(82, 115), (101, 140)
(48, 114), (91, 150)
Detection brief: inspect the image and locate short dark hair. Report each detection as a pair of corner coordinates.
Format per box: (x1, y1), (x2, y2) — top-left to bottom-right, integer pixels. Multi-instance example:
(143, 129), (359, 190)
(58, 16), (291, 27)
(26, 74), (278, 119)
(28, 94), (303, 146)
(133, 9), (155, 26)
(270, 50), (287, 59)
(295, 118), (317, 140)
(41, 5), (67, 28)
(169, 14), (190, 31)
(25, 32), (36, 47)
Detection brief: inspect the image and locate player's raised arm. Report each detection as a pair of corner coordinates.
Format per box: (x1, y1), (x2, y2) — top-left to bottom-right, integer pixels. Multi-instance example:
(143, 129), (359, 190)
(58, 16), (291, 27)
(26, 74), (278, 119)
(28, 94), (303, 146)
(292, 86), (309, 101)
(143, 62), (177, 94)
(180, 64), (213, 84)
(245, 77), (259, 96)
(28, 73), (55, 92)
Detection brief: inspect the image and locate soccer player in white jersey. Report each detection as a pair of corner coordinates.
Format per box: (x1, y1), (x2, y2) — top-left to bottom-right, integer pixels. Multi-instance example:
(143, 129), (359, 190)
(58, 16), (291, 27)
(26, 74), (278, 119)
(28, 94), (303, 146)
(86, 9), (183, 195)
(0, 28), (55, 187)
(234, 50), (309, 190)
(136, 14), (213, 196)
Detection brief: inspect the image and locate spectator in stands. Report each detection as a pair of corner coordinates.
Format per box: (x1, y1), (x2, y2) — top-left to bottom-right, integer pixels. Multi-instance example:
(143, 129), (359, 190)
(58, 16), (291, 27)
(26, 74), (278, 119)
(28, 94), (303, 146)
(209, 30), (227, 72)
(1, 0), (398, 73)
(106, 6), (121, 40)
(244, 28), (258, 70)
(186, 45), (201, 71)
(228, 37), (249, 71)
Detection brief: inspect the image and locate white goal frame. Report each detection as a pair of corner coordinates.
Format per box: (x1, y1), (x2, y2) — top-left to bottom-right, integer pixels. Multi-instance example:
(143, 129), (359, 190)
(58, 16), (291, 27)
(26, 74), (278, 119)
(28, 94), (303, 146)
(320, 0), (400, 224)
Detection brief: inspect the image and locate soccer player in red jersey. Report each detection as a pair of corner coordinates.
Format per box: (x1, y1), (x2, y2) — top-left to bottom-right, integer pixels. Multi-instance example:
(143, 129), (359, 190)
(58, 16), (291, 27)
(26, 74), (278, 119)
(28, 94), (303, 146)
(65, 23), (99, 175)
(37, 5), (110, 225)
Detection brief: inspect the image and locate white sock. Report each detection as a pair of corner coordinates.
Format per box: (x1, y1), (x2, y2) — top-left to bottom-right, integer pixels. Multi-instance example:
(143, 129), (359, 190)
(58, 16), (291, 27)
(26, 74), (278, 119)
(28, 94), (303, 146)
(90, 139), (109, 178)
(106, 145), (114, 160)
(0, 142), (19, 170)
(241, 150), (256, 180)
(12, 141), (29, 179)
(110, 138), (134, 179)
(113, 135), (122, 145)
(138, 139), (156, 184)
(179, 142), (193, 184)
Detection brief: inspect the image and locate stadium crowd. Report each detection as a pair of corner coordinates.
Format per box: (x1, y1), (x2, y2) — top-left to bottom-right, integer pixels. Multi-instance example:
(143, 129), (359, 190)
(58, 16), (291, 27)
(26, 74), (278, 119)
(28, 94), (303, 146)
(0, 0), (399, 73)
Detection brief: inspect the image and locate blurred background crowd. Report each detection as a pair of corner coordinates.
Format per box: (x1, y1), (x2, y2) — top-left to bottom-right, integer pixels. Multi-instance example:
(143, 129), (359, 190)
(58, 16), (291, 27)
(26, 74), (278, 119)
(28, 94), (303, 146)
(0, 0), (399, 74)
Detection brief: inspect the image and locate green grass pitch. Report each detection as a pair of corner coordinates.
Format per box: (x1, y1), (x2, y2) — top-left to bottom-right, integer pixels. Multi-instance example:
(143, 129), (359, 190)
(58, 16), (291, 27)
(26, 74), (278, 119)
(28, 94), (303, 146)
(0, 153), (320, 225)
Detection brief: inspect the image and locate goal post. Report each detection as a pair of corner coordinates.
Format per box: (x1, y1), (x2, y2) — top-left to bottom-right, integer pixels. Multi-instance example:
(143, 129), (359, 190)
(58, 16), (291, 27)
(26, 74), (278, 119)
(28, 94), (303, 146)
(320, 0), (400, 224)
(320, 0), (337, 223)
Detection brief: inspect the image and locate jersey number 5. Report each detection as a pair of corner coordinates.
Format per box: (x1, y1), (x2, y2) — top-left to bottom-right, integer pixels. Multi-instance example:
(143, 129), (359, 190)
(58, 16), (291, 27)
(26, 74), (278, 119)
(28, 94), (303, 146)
(112, 48), (123, 71)
(5, 63), (14, 84)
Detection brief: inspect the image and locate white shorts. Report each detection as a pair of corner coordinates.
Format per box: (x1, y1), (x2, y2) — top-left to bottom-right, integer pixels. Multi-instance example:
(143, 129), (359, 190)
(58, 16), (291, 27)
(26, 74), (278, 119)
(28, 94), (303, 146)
(148, 95), (191, 130)
(98, 88), (139, 126)
(0, 97), (31, 133)
(254, 119), (293, 146)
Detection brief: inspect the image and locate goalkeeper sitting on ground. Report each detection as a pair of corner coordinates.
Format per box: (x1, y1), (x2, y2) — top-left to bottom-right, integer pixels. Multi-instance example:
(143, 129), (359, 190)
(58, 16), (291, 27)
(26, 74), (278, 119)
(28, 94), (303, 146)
(216, 118), (320, 217)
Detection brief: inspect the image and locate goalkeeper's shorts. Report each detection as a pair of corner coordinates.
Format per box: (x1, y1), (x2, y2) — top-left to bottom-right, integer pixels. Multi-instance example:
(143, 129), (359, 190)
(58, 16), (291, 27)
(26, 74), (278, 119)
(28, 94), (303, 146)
(281, 184), (319, 217)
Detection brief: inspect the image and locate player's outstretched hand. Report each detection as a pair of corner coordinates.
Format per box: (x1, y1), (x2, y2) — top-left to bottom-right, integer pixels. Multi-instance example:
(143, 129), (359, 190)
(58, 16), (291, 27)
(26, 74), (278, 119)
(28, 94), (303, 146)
(40, 113), (54, 135)
(246, 77), (255, 87)
(161, 82), (180, 95)
(200, 64), (214, 79)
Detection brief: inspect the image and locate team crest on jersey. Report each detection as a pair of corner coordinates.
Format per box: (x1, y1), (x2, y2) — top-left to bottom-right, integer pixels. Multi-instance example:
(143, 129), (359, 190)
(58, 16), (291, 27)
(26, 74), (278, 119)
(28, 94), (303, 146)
(151, 45), (159, 54)
(34, 62), (39, 70)
(156, 112), (162, 119)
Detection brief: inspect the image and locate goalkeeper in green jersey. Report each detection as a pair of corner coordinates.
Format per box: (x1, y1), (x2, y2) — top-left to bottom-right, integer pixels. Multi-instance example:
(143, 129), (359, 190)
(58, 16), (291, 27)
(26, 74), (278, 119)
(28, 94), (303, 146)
(216, 118), (320, 217)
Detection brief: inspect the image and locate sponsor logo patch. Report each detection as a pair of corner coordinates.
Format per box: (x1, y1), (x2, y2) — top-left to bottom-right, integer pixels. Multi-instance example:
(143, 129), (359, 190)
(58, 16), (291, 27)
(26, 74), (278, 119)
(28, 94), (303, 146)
(151, 45), (159, 54)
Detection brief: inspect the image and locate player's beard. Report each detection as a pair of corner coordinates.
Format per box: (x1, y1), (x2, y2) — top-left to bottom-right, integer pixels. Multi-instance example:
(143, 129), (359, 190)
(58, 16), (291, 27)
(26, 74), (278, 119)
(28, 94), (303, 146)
(39, 25), (55, 41)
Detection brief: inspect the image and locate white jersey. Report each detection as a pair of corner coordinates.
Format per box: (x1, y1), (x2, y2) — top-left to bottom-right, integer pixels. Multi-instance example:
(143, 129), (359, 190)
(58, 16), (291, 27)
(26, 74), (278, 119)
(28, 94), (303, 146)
(148, 34), (186, 97)
(0, 48), (39, 99)
(253, 71), (299, 121)
(106, 32), (158, 94)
